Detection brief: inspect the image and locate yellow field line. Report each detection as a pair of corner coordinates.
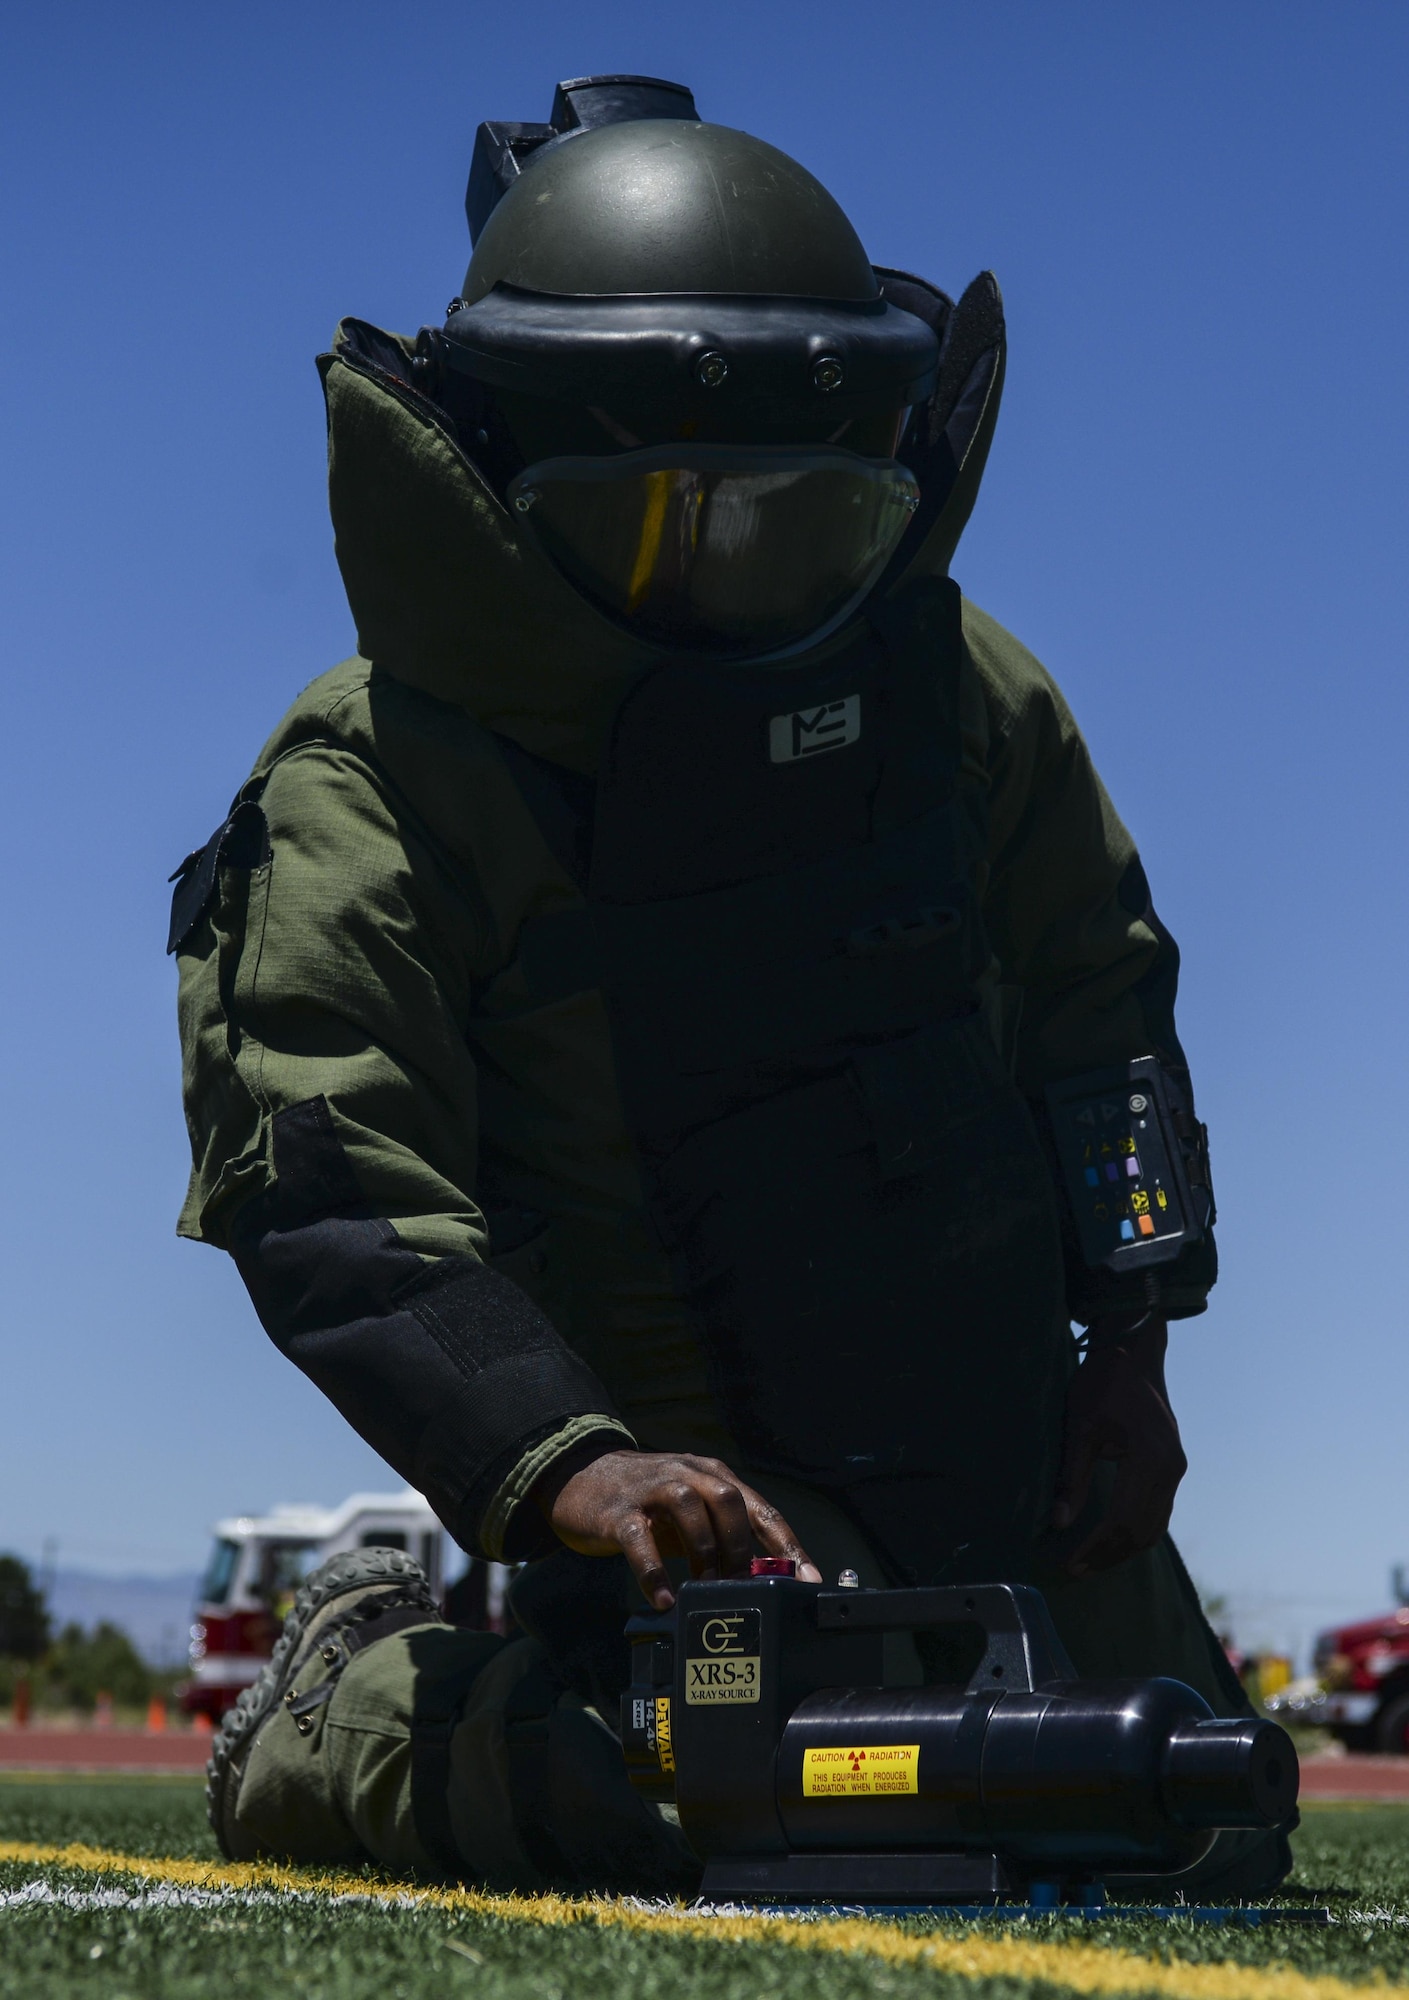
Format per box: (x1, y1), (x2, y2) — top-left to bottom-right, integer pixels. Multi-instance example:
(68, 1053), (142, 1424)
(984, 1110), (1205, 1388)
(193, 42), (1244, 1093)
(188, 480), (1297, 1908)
(0, 1837), (1390, 2000)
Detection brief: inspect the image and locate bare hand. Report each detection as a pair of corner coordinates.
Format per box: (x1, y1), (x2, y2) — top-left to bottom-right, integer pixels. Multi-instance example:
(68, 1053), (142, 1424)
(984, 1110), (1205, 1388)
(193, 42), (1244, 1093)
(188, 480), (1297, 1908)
(1050, 1317), (1187, 1576)
(536, 1449), (821, 1610)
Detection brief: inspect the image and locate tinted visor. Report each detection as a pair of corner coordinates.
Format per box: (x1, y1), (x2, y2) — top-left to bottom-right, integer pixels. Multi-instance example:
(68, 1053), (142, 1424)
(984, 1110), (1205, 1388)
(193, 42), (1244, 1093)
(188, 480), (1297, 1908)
(506, 445), (920, 655)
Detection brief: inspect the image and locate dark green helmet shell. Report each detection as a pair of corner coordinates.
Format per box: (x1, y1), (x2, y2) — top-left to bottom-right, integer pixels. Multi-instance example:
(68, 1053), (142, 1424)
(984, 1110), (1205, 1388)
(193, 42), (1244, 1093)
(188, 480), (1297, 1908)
(411, 80), (1007, 610)
(463, 120), (879, 304)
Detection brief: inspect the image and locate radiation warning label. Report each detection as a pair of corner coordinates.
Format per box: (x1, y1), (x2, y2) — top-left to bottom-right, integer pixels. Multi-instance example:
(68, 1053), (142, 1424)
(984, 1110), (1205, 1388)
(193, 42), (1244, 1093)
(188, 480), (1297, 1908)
(802, 1744), (920, 1797)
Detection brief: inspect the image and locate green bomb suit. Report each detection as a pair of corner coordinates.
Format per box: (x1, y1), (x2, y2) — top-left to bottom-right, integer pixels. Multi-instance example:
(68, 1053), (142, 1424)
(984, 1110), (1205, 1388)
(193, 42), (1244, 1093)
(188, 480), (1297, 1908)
(173, 311), (1272, 1892)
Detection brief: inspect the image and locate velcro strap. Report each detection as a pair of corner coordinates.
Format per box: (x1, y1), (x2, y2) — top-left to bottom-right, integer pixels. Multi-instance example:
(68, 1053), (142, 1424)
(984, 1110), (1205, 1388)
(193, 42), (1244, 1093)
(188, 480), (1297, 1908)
(166, 796), (270, 954)
(288, 1682), (337, 1720)
(340, 1601), (440, 1660)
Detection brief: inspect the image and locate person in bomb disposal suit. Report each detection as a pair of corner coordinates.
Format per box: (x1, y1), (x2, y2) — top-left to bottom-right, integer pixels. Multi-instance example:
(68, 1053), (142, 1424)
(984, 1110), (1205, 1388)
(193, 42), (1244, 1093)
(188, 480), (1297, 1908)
(171, 76), (1290, 1893)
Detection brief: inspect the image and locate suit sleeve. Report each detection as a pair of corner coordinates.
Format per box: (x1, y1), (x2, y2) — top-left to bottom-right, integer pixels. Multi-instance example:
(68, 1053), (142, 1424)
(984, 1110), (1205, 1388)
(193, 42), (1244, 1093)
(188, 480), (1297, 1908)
(173, 741), (631, 1558)
(963, 600), (1217, 1324)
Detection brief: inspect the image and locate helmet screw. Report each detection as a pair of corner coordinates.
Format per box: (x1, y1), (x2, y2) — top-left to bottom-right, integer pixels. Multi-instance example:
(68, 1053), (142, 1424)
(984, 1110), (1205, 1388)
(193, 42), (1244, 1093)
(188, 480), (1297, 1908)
(812, 354), (845, 393)
(694, 350), (729, 389)
(513, 489), (539, 515)
(320, 1643), (340, 1666)
(838, 1569), (861, 1589)
(296, 1714), (315, 1736)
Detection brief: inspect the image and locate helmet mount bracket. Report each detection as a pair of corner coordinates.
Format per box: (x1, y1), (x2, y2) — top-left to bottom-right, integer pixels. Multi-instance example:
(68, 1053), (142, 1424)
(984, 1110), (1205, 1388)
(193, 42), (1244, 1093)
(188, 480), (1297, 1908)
(466, 74), (700, 244)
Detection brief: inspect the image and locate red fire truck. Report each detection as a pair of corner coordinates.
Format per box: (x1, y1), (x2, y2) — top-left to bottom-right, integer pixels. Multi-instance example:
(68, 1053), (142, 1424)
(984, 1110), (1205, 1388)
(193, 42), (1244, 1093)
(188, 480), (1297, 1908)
(1269, 1572), (1409, 1753)
(182, 1490), (445, 1723)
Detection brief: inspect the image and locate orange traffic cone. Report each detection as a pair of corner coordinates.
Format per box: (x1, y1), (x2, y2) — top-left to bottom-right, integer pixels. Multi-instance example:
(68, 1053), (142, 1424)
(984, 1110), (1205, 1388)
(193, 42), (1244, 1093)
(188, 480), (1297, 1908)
(146, 1696), (167, 1734)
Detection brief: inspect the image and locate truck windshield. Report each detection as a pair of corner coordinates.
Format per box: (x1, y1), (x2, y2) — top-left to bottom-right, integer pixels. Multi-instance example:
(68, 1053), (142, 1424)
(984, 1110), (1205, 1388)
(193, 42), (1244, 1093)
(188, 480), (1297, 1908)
(259, 1542), (320, 1612)
(199, 1538), (241, 1607)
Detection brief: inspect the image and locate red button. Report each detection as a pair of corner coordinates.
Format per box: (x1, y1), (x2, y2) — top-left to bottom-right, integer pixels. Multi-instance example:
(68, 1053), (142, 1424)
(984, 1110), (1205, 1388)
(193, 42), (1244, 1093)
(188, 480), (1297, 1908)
(749, 1557), (797, 1577)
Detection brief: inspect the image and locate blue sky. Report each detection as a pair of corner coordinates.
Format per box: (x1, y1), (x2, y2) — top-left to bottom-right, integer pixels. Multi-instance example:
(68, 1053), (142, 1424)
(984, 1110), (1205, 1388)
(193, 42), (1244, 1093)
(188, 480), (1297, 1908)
(1, 1), (1404, 1663)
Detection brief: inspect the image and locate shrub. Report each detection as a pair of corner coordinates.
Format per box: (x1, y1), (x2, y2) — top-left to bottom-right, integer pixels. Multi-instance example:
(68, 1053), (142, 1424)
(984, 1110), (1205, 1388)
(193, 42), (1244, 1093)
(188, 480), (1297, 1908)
(43, 1621), (154, 1711)
(0, 1555), (49, 1659)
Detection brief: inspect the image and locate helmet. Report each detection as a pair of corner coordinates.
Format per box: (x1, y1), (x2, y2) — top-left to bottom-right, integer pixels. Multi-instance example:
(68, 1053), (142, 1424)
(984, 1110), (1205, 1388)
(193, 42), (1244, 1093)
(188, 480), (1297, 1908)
(412, 77), (1000, 658)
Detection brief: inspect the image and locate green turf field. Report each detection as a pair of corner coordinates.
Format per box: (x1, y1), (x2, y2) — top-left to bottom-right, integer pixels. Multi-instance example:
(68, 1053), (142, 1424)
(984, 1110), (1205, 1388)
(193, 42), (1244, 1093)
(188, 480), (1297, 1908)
(0, 1774), (1405, 2000)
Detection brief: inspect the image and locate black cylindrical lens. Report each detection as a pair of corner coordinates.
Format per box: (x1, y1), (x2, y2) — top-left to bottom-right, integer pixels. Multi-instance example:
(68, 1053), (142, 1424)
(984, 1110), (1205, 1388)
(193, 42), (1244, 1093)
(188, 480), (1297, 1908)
(1162, 1719), (1299, 1829)
(775, 1683), (1298, 1876)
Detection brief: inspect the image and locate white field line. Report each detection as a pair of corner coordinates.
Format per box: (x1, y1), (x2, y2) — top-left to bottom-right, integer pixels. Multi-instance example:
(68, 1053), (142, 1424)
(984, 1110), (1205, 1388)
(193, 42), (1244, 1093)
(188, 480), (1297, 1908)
(3, 1874), (1407, 1931)
(0, 1876), (425, 1912)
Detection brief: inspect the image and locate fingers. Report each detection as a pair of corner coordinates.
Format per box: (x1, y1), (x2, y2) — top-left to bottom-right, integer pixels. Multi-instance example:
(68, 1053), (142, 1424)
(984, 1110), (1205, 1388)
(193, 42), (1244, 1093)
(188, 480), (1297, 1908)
(616, 1514), (675, 1611)
(738, 1481), (822, 1584)
(657, 1478), (726, 1578)
(616, 1463), (758, 1606)
(1050, 1413), (1101, 1534)
(545, 1450), (824, 1601)
(651, 1458), (817, 1582)
(690, 1464), (756, 1579)
(1066, 1432), (1186, 1575)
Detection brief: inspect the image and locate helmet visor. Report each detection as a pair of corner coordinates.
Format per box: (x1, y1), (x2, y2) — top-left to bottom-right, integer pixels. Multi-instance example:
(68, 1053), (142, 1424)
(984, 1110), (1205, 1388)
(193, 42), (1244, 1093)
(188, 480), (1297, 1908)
(506, 445), (920, 656)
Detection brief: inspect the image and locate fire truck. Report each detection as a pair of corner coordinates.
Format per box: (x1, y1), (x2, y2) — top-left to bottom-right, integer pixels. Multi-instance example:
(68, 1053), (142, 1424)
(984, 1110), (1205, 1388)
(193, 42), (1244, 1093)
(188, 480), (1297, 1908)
(1268, 1569), (1409, 1753)
(182, 1490), (445, 1722)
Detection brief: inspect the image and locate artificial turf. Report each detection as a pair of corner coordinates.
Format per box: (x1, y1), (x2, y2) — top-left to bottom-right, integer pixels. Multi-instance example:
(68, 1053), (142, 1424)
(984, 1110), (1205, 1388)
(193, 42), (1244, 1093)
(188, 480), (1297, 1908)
(0, 1775), (1405, 2000)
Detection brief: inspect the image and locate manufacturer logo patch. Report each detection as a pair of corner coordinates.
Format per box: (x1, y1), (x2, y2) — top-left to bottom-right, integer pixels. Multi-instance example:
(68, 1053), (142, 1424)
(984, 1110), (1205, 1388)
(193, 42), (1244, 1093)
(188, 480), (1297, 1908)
(628, 1694), (675, 1770)
(802, 1744), (920, 1797)
(654, 1695), (674, 1773)
(685, 1608), (761, 1705)
(769, 696), (860, 763)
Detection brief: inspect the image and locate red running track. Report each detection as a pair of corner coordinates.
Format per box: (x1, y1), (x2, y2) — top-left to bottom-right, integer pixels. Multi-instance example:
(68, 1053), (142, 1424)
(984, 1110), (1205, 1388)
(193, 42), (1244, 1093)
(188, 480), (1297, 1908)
(1297, 1754), (1409, 1801)
(0, 1729), (211, 1774)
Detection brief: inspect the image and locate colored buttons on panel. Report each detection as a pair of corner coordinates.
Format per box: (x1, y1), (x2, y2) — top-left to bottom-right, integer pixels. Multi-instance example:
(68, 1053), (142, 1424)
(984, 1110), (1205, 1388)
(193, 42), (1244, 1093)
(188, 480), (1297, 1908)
(1066, 1086), (1180, 1261)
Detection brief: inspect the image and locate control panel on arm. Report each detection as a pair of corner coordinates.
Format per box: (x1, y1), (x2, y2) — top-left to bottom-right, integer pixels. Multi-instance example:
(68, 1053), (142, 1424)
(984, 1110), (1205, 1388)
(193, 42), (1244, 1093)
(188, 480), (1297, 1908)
(1046, 1057), (1215, 1278)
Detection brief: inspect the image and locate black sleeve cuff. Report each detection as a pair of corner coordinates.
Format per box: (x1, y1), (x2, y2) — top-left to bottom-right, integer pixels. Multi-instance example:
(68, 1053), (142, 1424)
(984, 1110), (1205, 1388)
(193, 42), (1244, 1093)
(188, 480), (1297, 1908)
(230, 1096), (625, 1555)
(475, 1427), (636, 1564)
